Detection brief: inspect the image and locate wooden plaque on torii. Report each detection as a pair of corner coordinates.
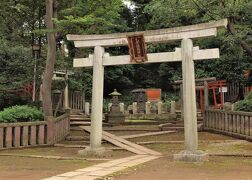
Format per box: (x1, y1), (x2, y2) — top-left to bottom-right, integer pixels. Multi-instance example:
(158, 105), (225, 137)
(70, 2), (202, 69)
(127, 34), (148, 63)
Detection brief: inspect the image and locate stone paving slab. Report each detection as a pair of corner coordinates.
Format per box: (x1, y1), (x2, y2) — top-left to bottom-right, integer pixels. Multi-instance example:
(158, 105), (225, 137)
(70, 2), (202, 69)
(75, 166), (104, 172)
(69, 175), (97, 180)
(117, 156), (160, 167)
(120, 130), (176, 139)
(102, 131), (162, 156)
(43, 177), (68, 180)
(44, 128), (162, 180)
(94, 155), (147, 168)
(81, 126), (147, 155)
(86, 169), (118, 176)
(43, 155), (161, 180)
(57, 171), (86, 177)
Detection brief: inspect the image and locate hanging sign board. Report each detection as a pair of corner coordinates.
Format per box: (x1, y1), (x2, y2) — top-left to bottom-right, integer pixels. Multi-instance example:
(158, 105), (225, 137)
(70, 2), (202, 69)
(219, 87), (227, 93)
(127, 34), (148, 63)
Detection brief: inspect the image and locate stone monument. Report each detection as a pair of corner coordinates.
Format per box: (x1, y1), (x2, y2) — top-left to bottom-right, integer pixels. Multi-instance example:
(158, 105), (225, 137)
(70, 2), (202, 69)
(131, 89), (147, 114)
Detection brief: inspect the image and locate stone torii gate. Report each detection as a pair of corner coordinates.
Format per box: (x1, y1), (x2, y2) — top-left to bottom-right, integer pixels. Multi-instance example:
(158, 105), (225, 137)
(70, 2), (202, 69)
(67, 19), (227, 161)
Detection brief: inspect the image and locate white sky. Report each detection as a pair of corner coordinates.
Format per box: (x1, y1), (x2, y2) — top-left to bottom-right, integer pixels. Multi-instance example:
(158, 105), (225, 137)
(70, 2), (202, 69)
(123, 0), (135, 10)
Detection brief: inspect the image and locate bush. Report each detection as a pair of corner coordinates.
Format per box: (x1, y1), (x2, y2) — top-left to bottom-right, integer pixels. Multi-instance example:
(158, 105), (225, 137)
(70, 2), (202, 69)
(234, 92), (252, 112)
(163, 93), (179, 108)
(0, 105), (43, 123)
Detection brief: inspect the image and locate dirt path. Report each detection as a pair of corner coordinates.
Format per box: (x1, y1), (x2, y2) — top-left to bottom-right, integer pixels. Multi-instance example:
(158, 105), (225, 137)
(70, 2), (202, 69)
(113, 156), (252, 180)
(0, 132), (251, 180)
(0, 156), (94, 180)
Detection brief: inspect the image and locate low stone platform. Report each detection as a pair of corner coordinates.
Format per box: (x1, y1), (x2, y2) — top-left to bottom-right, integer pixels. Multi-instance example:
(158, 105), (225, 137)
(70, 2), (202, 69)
(174, 150), (209, 162)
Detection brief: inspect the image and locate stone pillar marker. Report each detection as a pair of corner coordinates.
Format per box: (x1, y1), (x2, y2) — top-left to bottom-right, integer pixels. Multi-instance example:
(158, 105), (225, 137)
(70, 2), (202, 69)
(145, 101), (151, 114)
(85, 102), (90, 115)
(174, 39), (208, 162)
(132, 102), (137, 114)
(64, 73), (69, 109)
(119, 103), (124, 113)
(79, 46), (105, 155)
(170, 101), (176, 115)
(157, 101), (162, 114)
(108, 103), (112, 112)
(204, 81), (209, 110)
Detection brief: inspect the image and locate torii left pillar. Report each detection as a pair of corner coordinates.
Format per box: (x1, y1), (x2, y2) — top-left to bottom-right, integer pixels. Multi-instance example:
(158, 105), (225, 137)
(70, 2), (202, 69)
(78, 46), (106, 155)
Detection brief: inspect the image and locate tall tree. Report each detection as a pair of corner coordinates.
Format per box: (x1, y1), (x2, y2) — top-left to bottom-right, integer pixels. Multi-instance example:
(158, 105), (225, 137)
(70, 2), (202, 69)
(143, 0), (252, 82)
(192, 0), (252, 58)
(41, 0), (57, 116)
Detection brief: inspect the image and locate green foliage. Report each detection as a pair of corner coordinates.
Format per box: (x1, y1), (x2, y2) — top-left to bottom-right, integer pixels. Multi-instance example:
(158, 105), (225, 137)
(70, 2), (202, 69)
(163, 93), (179, 108)
(142, 0), (252, 83)
(234, 92), (252, 112)
(0, 105), (43, 123)
(103, 98), (110, 113)
(1, 0), (252, 109)
(0, 37), (33, 91)
(0, 0), (45, 46)
(56, 0), (126, 35)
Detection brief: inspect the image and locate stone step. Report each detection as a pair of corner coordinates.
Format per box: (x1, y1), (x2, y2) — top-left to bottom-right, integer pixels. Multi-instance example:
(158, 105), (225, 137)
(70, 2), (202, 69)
(70, 114), (89, 117)
(70, 117), (91, 121)
(57, 140), (90, 145)
(70, 121), (112, 127)
(70, 126), (85, 131)
(176, 117), (203, 120)
(54, 144), (88, 148)
(160, 126), (185, 131)
(65, 136), (89, 141)
(70, 109), (84, 114)
(167, 120), (203, 124)
(162, 123), (184, 127)
(70, 121), (91, 126)
(161, 124), (203, 131)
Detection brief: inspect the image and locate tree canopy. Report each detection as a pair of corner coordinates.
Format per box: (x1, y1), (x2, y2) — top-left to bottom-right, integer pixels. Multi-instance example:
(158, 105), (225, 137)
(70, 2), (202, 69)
(1, 0), (252, 109)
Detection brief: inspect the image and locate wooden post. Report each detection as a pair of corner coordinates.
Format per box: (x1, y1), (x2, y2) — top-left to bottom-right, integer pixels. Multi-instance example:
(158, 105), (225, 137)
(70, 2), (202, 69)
(45, 116), (55, 145)
(180, 84), (184, 117)
(204, 81), (209, 110)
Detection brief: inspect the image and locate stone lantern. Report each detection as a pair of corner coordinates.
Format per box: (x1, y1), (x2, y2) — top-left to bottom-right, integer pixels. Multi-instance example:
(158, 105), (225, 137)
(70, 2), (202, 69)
(105, 89), (125, 125)
(52, 89), (62, 109)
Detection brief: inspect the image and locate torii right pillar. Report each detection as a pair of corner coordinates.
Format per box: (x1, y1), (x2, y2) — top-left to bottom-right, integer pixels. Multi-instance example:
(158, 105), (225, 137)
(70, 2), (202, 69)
(174, 39), (208, 162)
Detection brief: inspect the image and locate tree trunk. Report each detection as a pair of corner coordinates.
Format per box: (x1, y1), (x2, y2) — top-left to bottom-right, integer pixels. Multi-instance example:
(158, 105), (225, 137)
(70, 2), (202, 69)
(42, 0), (56, 117)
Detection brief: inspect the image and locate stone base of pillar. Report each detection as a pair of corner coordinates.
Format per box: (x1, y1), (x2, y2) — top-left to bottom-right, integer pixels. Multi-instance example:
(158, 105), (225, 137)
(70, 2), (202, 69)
(174, 150), (208, 162)
(78, 146), (110, 157)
